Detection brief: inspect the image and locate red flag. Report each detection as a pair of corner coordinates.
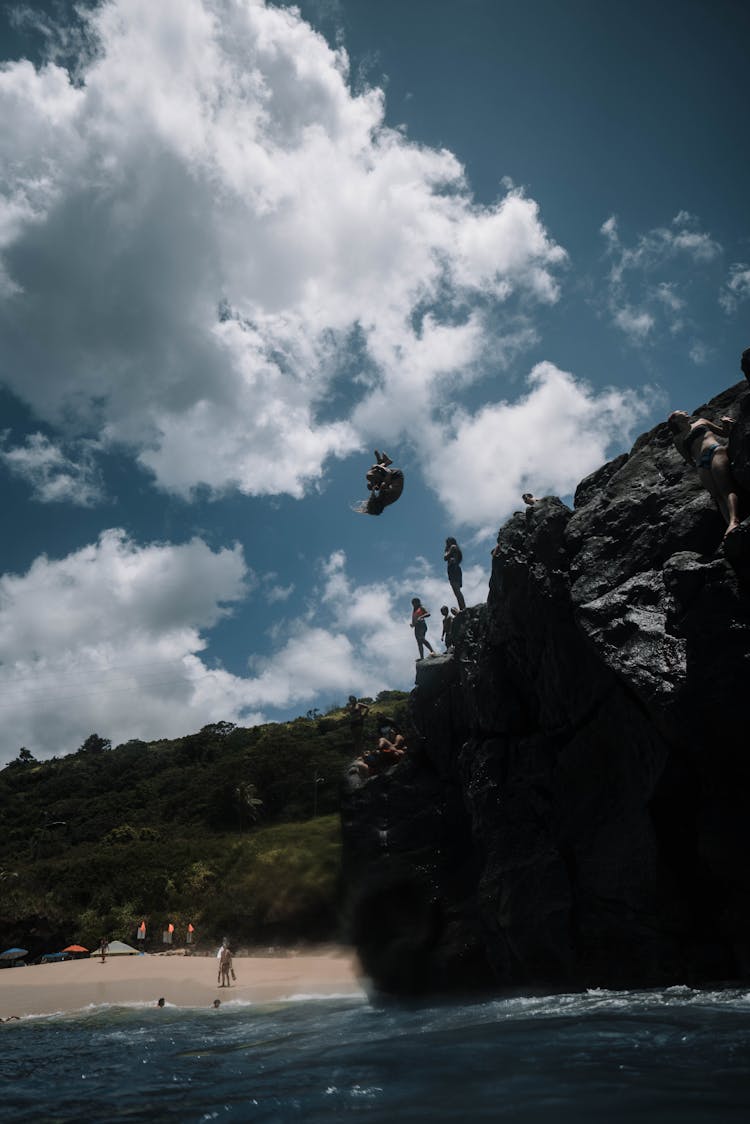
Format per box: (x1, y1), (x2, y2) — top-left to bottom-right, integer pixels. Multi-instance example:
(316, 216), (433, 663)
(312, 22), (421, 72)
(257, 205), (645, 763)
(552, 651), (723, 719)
(187, 923), (194, 933)
(138, 921), (146, 934)
(168, 923), (174, 933)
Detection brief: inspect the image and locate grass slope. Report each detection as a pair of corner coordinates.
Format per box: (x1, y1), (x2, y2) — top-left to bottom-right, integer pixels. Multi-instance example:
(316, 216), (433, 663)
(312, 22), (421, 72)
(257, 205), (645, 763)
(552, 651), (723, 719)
(0, 692), (408, 957)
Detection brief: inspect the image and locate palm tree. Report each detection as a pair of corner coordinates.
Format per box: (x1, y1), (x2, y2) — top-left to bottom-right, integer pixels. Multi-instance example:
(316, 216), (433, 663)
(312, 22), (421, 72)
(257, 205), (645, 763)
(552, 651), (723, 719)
(234, 783), (263, 832)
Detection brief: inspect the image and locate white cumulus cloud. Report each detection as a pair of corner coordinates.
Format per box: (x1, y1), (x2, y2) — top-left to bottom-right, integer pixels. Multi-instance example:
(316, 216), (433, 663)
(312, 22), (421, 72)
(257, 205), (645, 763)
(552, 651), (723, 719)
(0, 535), (491, 762)
(720, 263), (750, 314)
(425, 362), (655, 530)
(0, 530), (262, 760)
(0, 431), (103, 505)
(0, 0), (567, 501)
(599, 212), (722, 348)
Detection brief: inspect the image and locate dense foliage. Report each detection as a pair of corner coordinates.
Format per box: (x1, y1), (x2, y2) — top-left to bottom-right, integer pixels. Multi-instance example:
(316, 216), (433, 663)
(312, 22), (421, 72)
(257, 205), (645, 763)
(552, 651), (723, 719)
(0, 692), (409, 957)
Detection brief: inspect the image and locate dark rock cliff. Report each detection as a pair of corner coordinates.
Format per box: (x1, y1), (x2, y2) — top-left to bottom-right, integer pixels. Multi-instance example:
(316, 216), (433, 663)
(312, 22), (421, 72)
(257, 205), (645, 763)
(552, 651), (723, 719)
(341, 380), (750, 997)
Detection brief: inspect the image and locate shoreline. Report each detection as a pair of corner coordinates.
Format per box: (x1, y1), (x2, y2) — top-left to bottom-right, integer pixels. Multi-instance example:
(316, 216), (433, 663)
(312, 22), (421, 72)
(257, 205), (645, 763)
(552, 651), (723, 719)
(0, 947), (366, 1019)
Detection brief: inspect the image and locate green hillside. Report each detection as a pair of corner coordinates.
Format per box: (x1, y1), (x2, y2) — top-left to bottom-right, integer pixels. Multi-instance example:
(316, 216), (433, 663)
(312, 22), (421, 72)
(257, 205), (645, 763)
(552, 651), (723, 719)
(0, 691), (409, 957)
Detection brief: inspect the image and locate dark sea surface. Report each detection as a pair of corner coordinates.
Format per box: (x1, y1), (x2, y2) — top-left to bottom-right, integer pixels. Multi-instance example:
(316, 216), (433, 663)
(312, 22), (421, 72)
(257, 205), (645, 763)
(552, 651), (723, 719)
(2, 986), (750, 1122)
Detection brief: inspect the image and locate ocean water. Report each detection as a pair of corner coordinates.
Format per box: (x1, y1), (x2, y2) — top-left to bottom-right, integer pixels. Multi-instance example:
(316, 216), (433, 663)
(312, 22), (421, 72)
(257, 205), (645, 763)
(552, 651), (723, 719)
(2, 986), (750, 1122)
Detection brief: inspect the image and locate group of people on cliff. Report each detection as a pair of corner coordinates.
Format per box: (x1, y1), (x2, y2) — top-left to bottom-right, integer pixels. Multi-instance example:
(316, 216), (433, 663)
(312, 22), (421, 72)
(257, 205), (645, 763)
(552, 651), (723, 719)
(346, 348), (749, 776)
(346, 697), (408, 777)
(353, 455), (468, 656)
(409, 537), (466, 658)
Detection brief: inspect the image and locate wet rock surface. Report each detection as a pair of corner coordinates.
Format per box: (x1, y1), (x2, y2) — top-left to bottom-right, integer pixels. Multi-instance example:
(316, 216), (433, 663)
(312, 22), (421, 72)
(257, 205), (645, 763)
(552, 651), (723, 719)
(341, 381), (750, 996)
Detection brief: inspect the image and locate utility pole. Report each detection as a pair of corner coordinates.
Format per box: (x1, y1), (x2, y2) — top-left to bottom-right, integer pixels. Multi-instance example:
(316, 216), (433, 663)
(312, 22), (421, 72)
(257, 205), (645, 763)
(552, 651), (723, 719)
(313, 772), (324, 817)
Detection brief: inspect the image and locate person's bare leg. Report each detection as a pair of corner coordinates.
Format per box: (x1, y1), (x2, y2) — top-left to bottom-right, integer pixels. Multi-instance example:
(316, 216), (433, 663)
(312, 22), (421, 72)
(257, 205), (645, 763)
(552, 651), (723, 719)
(451, 582), (466, 611)
(698, 465), (730, 525)
(710, 451), (741, 536)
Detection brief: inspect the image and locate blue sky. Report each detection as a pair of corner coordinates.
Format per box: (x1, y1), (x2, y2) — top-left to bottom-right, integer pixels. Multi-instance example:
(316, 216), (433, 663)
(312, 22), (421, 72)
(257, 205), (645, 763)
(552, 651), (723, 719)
(0, 0), (747, 763)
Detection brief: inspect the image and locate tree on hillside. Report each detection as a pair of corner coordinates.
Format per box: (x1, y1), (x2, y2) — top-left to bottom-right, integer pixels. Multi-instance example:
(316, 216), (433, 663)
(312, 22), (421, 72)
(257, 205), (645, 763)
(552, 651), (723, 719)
(235, 783), (263, 832)
(77, 733), (112, 755)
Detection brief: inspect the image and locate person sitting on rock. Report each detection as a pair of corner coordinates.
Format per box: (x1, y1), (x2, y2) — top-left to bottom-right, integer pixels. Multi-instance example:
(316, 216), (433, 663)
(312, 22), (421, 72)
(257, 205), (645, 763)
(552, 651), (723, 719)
(667, 409), (741, 539)
(522, 492), (538, 523)
(348, 756), (372, 780)
(377, 734), (406, 764)
(378, 718), (399, 743)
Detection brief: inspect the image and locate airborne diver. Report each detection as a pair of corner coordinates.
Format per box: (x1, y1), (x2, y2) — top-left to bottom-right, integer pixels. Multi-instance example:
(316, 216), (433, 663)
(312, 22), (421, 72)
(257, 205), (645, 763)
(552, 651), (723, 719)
(354, 449), (404, 515)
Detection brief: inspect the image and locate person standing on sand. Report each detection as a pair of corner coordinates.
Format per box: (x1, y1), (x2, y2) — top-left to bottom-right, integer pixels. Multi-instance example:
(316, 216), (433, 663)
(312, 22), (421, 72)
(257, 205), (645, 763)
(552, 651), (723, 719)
(219, 943), (233, 987)
(216, 937), (229, 983)
(99, 937), (109, 963)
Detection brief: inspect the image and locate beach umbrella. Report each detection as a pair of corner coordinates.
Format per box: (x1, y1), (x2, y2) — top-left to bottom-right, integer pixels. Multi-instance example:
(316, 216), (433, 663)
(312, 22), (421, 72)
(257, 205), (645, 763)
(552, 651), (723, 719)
(0, 947), (28, 959)
(62, 945), (88, 953)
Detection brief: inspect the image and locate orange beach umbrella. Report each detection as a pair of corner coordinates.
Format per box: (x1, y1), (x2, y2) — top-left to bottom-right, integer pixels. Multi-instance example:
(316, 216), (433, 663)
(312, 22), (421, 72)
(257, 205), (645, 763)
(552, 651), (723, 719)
(62, 944), (88, 953)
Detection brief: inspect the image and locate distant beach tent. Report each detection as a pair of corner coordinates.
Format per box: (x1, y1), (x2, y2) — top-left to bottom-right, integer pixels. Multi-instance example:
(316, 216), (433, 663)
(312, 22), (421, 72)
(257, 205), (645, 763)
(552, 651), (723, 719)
(106, 940), (139, 956)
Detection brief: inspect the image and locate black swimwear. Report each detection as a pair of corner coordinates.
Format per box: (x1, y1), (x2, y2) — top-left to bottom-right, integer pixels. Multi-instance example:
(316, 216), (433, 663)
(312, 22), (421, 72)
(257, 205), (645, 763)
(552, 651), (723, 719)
(685, 424), (724, 469)
(697, 444), (721, 470)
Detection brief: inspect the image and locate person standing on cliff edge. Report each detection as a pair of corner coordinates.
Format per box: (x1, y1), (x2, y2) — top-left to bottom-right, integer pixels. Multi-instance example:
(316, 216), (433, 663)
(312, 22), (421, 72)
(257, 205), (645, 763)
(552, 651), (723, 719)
(346, 695), (370, 754)
(410, 598), (435, 659)
(444, 538), (466, 611)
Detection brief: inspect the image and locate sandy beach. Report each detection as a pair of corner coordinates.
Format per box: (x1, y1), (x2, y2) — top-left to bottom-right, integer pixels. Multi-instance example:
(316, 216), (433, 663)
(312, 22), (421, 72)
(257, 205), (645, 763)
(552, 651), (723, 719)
(0, 949), (366, 1018)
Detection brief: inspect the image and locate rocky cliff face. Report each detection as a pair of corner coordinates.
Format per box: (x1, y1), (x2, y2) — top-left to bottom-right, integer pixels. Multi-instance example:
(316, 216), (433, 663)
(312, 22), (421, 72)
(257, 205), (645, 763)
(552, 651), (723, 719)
(341, 380), (750, 997)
